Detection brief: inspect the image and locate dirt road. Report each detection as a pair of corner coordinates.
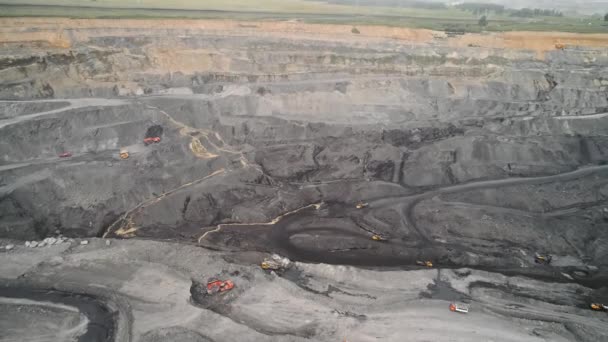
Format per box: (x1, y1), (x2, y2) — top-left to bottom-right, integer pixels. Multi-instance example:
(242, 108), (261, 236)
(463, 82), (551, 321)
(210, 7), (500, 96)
(1, 238), (606, 341)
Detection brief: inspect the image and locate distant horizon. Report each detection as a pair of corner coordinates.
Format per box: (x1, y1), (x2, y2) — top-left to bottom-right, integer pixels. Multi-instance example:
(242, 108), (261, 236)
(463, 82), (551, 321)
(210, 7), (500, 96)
(2, 0), (608, 15)
(320, 0), (608, 15)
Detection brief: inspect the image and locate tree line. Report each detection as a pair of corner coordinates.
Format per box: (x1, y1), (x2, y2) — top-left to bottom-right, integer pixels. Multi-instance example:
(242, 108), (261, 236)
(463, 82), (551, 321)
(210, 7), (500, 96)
(455, 3), (505, 15)
(509, 8), (563, 18)
(317, 0), (447, 10)
(456, 3), (563, 17)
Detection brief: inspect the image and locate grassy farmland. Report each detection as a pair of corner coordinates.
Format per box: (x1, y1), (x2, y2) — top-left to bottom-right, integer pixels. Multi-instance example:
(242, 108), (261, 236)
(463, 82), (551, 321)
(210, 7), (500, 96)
(0, 0), (607, 33)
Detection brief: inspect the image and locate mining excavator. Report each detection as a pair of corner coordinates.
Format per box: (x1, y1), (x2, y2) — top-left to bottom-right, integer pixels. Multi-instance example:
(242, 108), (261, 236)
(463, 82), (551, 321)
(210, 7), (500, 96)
(261, 254), (292, 272)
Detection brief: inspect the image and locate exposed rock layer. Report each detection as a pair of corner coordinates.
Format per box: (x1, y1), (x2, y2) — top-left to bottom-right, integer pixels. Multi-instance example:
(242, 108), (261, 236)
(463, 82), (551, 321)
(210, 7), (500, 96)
(0, 19), (607, 282)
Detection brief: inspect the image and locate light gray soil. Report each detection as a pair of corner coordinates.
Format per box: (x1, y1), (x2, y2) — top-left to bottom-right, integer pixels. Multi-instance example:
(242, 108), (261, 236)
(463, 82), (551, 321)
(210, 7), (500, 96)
(2, 239), (608, 342)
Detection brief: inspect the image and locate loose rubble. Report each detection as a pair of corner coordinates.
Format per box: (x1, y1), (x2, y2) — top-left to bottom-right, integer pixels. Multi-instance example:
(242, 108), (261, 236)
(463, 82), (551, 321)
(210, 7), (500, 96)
(23, 235), (70, 249)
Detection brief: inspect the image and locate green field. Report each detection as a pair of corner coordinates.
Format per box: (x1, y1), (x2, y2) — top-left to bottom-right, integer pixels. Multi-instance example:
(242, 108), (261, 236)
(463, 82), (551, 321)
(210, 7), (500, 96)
(1, 0), (607, 33)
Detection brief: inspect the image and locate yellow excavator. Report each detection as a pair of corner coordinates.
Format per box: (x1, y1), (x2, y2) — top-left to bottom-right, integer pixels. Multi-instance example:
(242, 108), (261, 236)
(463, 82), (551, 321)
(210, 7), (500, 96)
(261, 260), (278, 270)
(260, 254), (291, 272)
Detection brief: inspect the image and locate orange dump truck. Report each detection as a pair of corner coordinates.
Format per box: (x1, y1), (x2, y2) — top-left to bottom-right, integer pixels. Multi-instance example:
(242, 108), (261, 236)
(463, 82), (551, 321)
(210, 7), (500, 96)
(206, 279), (234, 295)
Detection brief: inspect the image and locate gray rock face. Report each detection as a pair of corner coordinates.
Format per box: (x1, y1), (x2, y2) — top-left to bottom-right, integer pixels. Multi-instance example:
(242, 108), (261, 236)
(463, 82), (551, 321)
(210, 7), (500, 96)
(0, 23), (607, 283)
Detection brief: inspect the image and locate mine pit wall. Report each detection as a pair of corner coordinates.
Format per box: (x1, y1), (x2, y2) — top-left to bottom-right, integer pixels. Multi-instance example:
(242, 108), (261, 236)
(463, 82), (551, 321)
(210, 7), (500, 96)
(0, 100), (230, 239)
(0, 19), (608, 243)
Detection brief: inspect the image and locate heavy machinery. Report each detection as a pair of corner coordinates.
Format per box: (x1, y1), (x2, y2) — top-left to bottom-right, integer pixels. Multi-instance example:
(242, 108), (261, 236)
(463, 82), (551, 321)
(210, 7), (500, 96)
(144, 137), (161, 145)
(449, 303), (469, 313)
(119, 149), (129, 159)
(206, 278), (234, 295)
(416, 260), (433, 268)
(534, 252), (552, 265)
(555, 43), (566, 50)
(261, 254), (291, 272)
(356, 202), (369, 209)
(371, 234), (388, 242)
(59, 152), (72, 158)
(590, 303), (607, 312)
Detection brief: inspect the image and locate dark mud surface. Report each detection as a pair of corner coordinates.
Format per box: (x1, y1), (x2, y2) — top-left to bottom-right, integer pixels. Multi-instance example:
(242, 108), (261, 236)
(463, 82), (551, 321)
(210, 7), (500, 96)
(187, 166), (608, 289)
(0, 285), (116, 342)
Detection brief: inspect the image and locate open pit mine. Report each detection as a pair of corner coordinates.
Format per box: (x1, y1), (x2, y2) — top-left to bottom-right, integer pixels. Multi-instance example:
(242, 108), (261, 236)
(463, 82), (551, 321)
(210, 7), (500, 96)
(1, 17), (608, 342)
